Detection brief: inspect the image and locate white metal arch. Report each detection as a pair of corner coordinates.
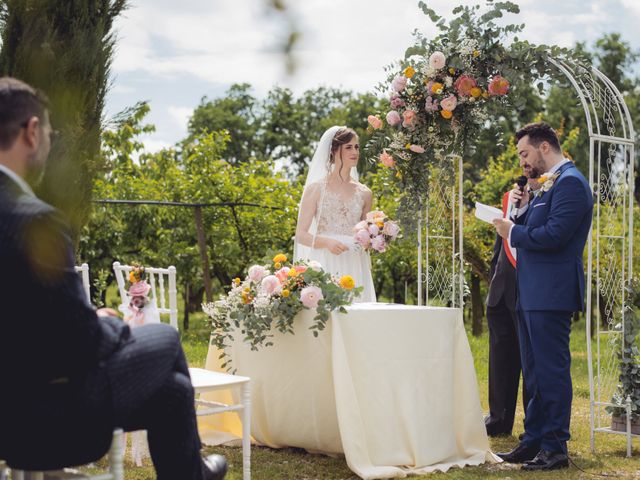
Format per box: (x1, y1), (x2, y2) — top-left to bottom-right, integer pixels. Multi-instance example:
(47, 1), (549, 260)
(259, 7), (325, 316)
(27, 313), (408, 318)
(419, 57), (636, 455)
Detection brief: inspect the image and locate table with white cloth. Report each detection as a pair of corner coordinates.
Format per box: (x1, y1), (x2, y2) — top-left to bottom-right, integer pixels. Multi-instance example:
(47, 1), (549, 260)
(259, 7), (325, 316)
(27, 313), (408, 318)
(197, 303), (499, 479)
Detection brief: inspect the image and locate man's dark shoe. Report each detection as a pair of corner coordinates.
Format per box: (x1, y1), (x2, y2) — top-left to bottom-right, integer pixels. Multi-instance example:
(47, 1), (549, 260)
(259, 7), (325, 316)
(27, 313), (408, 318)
(521, 450), (568, 471)
(484, 416), (512, 437)
(203, 454), (228, 480)
(496, 442), (540, 463)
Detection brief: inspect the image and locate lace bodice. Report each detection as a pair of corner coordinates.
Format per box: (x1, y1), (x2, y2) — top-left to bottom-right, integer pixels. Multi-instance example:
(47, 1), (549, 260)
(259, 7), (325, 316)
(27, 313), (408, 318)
(315, 182), (368, 236)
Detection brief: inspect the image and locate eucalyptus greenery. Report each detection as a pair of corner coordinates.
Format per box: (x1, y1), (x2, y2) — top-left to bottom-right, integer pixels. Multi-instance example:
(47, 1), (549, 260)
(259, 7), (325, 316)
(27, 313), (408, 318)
(607, 279), (640, 421)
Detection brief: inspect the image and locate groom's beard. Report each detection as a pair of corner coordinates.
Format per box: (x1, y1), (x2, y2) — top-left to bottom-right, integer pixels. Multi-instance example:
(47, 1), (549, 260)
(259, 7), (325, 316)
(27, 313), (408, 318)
(24, 150), (47, 188)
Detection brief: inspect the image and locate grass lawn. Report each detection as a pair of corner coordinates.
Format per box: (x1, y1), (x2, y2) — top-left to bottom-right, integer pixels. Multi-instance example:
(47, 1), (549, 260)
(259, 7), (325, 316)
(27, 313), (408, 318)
(87, 311), (640, 479)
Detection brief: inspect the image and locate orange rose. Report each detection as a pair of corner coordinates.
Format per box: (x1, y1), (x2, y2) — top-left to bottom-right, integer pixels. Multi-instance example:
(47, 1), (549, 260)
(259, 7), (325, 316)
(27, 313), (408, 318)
(441, 110), (453, 119)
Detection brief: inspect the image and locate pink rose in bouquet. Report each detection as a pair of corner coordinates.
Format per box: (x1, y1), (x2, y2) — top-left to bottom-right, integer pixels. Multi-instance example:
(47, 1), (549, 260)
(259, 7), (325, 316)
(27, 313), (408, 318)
(248, 265), (267, 282)
(440, 95), (458, 112)
(390, 95), (405, 109)
(353, 211), (400, 254)
(355, 229), (371, 248)
(301, 285), (323, 309)
(409, 144), (425, 153)
(275, 267), (290, 283)
(308, 260), (322, 271)
(382, 220), (400, 238)
(371, 236), (387, 253)
(261, 275), (282, 295)
(386, 110), (401, 126)
(392, 75), (408, 92)
(428, 51), (446, 69)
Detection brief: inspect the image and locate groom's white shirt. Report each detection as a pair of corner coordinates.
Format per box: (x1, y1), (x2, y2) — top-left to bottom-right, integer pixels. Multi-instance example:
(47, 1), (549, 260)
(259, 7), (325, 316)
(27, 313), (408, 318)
(0, 163), (35, 197)
(507, 158), (571, 247)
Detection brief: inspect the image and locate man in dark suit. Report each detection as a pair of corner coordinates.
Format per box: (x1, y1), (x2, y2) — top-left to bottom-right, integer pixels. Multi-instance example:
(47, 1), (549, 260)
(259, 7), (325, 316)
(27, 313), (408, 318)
(484, 185), (534, 437)
(493, 122), (593, 471)
(0, 77), (227, 479)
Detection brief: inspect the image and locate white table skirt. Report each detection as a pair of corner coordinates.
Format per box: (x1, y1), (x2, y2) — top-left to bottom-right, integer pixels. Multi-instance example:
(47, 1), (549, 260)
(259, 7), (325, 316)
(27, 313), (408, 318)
(197, 303), (499, 479)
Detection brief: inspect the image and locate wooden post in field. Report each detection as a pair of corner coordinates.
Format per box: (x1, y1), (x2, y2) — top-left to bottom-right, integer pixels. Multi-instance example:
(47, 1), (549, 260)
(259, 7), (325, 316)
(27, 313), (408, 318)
(194, 206), (213, 302)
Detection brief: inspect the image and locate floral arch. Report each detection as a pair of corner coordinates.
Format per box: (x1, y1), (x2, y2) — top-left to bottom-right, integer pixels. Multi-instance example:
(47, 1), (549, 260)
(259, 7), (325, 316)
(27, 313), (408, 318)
(366, 2), (636, 455)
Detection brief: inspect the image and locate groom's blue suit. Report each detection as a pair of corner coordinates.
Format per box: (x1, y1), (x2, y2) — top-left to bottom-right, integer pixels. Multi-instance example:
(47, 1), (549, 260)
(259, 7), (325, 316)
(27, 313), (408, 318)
(510, 160), (592, 453)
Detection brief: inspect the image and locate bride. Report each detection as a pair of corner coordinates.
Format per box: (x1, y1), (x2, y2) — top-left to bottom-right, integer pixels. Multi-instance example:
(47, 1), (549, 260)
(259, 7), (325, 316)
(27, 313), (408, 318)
(294, 126), (376, 302)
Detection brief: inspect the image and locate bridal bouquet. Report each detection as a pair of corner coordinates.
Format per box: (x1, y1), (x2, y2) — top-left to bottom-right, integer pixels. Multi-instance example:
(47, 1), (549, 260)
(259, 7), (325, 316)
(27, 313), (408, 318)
(354, 210), (400, 253)
(203, 254), (363, 368)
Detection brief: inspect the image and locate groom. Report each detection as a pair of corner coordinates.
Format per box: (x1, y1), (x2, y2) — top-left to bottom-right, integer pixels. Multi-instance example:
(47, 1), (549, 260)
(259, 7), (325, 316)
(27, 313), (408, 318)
(493, 122), (593, 471)
(0, 77), (226, 479)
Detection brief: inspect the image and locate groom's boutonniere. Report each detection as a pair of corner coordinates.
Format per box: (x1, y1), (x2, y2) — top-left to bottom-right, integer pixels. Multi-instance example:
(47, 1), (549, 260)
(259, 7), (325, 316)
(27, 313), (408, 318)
(538, 172), (560, 193)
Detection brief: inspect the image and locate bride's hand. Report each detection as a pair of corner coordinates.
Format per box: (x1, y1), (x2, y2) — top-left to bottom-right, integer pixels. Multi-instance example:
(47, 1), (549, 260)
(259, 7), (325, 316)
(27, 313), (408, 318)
(327, 239), (349, 255)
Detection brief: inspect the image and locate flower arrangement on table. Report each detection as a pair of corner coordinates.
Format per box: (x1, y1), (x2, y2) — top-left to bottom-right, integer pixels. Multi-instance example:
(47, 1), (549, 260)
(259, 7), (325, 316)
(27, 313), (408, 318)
(354, 210), (400, 253)
(203, 253), (363, 369)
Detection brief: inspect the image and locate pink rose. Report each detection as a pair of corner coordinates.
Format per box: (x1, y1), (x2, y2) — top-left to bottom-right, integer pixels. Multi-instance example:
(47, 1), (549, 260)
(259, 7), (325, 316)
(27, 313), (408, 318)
(354, 220), (368, 230)
(248, 265), (267, 283)
(425, 96), (439, 112)
(294, 265), (308, 274)
(429, 51), (446, 70)
(392, 75), (408, 92)
(367, 115), (383, 129)
(409, 144), (425, 153)
(275, 267), (290, 283)
(379, 151), (395, 168)
(128, 280), (151, 297)
(488, 75), (509, 96)
(386, 110), (401, 126)
(366, 210), (385, 222)
(261, 275), (281, 295)
(454, 75), (477, 96)
(440, 95), (457, 111)
(355, 229), (371, 247)
(402, 109), (417, 129)
(390, 95), (405, 109)
(300, 285), (323, 309)
(371, 236), (387, 252)
(368, 224), (379, 236)
(308, 260), (322, 271)
(383, 221), (400, 238)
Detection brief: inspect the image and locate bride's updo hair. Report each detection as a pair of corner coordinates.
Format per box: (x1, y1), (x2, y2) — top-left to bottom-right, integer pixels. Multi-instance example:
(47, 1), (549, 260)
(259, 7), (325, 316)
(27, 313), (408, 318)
(329, 127), (358, 179)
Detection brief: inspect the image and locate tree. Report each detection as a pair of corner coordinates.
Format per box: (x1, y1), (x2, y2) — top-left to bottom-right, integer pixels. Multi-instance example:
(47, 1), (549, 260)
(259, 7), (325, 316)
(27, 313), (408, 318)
(0, 0), (128, 240)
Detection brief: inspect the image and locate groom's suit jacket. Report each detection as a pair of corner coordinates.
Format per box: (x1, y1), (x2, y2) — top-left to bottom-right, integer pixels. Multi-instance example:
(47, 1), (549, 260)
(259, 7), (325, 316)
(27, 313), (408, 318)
(0, 170), (130, 468)
(510, 162), (593, 312)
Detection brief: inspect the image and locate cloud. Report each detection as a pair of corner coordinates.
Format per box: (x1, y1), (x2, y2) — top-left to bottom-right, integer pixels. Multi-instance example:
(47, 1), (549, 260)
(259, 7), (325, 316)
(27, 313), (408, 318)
(167, 105), (193, 132)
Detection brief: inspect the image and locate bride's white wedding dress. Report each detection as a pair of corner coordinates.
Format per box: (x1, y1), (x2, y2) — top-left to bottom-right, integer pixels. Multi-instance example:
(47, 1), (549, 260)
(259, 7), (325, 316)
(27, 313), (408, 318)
(300, 181), (377, 303)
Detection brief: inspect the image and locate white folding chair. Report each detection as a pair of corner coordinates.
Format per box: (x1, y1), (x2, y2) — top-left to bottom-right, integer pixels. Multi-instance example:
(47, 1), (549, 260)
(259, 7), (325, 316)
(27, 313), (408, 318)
(6, 429), (124, 480)
(112, 262), (178, 330)
(74, 264), (91, 303)
(189, 368), (251, 480)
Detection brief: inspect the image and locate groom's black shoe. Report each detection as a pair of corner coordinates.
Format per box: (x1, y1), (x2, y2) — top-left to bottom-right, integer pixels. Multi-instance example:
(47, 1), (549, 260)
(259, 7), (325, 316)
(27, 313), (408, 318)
(203, 454), (228, 480)
(521, 450), (568, 471)
(497, 442), (540, 463)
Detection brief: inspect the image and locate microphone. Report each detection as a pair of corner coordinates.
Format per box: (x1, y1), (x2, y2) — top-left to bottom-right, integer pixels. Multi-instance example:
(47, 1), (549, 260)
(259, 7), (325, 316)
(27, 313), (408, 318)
(514, 175), (528, 208)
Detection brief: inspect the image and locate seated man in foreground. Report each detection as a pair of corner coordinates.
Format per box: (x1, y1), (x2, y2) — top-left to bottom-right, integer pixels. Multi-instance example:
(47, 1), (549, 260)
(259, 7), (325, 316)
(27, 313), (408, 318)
(0, 76), (226, 480)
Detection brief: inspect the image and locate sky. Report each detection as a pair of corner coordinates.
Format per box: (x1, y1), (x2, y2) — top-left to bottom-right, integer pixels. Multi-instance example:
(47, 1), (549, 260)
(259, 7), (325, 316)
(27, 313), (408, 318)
(106, 0), (640, 152)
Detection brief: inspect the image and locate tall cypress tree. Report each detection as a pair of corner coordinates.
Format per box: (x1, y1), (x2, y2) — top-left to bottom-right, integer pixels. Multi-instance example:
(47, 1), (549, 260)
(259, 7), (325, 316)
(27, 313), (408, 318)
(0, 0), (127, 240)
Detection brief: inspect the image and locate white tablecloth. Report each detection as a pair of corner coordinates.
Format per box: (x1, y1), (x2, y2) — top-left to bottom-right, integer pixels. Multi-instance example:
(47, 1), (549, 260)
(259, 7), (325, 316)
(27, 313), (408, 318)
(198, 303), (499, 479)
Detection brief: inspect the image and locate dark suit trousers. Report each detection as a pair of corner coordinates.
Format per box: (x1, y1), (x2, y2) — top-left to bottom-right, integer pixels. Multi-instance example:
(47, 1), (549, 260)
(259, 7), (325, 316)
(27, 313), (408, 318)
(487, 297), (528, 433)
(106, 323), (205, 480)
(518, 310), (572, 453)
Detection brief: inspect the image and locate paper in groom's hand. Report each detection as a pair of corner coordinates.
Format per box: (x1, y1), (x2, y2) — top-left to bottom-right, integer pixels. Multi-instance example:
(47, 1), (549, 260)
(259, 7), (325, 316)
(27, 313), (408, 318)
(474, 201), (503, 224)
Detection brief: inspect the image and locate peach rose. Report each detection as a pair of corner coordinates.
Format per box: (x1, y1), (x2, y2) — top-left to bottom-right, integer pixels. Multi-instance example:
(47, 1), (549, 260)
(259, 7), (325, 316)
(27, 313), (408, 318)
(379, 151), (395, 168)
(367, 115), (383, 129)
(409, 144), (425, 153)
(488, 75), (509, 96)
(402, 109), (417, 129)
(261, 275), (281, 296)
(454, 75), (477, 96)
